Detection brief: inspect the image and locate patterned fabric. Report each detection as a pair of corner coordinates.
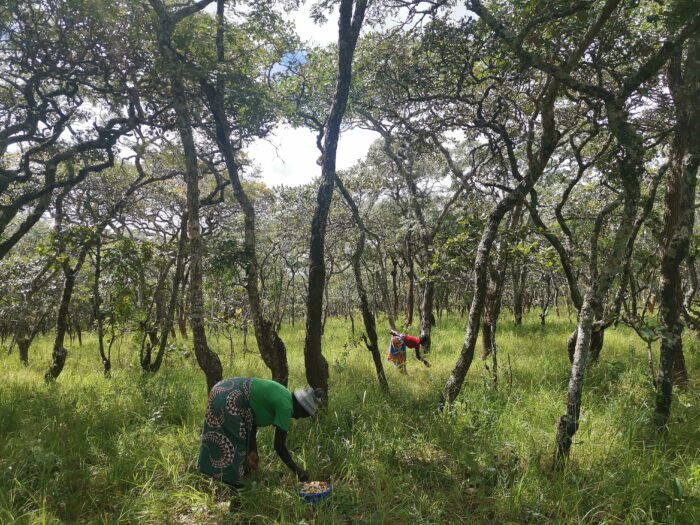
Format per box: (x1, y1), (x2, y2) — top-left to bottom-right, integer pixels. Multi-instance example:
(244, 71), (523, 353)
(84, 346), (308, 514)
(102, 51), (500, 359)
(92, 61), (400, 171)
(197, 377), (254, 485)
(387, 336), (407, 369)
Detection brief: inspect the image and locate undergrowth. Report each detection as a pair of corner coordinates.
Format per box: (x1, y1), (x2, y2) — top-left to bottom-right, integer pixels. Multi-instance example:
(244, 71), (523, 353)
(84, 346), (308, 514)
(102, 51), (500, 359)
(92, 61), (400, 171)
(0, 313), (698, 524)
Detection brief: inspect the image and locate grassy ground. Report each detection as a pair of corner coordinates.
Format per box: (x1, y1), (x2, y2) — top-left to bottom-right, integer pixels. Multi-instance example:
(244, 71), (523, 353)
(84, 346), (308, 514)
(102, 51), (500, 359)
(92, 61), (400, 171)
(1, 313), (699, 524)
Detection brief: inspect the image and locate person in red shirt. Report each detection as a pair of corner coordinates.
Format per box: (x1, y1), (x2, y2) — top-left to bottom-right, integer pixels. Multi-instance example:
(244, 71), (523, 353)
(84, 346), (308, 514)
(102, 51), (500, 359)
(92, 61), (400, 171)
(387, 330), (431, 373)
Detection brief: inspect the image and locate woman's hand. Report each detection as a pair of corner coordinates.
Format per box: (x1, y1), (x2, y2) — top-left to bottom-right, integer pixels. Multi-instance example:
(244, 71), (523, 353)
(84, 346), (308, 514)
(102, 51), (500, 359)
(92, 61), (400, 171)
(247, 451), (259, 470)
(274, 427), (308, 480)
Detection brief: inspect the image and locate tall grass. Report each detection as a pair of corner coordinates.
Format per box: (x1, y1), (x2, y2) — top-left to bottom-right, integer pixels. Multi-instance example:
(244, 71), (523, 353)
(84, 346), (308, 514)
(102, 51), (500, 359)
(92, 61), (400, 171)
(1, 313), (698, 524)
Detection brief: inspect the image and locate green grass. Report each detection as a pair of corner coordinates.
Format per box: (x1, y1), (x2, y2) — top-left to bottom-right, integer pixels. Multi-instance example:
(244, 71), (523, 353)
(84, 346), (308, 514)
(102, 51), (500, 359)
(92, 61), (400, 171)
(1, 313), (699, 524)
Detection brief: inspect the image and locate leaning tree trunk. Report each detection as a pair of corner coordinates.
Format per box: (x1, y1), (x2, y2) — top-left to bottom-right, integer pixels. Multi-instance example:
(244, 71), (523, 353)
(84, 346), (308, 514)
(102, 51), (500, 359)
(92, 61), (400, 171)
(139, 255), (175, 371)
(655, 39), (699, 426)
(45, 256), (87, 381)
(554, 98), (643, 466)
(45, 191), (91, 382)
(440, 79), (559, 409)
(554, 288), (596, 466)
(482, 206), (521, 359)
(151, 4), (222, 392)
(336, 176), (389, 393)
(441, 196), (527, 407)
(554, 195), (636, 463)
(353, 236), (389, 394)
(202, 1), (289, 384)
(304, 0), (368, 395)
(149, 213), (188, 374)
(92, 240), (111, 376)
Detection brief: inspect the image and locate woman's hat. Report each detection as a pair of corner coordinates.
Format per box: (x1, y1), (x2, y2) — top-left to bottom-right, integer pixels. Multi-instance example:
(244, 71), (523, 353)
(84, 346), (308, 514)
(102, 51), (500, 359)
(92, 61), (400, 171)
(293, 386), (324, 416)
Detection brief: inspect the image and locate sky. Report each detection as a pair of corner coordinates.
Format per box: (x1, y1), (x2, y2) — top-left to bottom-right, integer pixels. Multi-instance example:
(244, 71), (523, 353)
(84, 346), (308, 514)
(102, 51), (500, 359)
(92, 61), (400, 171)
(247, 126), (379, 187)
(246, 3), (378, 188)
(239, 2), (470, 188)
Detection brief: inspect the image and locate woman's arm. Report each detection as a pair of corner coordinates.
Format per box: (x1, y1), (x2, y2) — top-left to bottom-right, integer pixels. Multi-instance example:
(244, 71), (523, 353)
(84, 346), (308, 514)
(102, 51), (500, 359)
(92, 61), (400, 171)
(249, 423), (258, 453)
(413, 346), (431, 367)
(273, 426), (308, 481)
(247, 423), (259, 470)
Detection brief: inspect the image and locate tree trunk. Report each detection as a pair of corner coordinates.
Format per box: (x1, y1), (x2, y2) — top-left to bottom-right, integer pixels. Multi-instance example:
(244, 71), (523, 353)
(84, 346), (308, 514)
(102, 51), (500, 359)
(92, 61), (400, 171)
(18, 338), (30, 366)
(440, 75), (560, 409)
(555, 94), (644, 464)
(391, 256), (399, 322)
(178, 295), (188, 339)
(681, 257), (699, 334)
(92, 241), (111, 376)
(482, 207), (520, 359)
(656, 38), (699, 426)
(554, 292), (595, 466)
(151, 4), (222, 392)
(404, 234), (416, 328)
(375, 245), (397, 331)
(45, 191), (90, 382)
(203, 2), (290, 383)
(539, 274), (552, 326)
(512, 262), (527, 326)
(568, 328), (604, 364)
(304, 0), (367, 395)
(149, 213), (188, 373)
(336, 176), (389, 393)
(291, 272), (296, 327)
(420, 278), (435, 347)
(45, 265), (79, 381)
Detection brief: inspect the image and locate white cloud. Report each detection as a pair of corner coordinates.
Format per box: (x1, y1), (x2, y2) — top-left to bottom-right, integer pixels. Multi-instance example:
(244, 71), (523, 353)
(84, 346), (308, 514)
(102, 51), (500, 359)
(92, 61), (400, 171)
(245, 4), (378, 187)
(247, 125), (378, 187)
(287, 3), (339, 46)
(242, 2), (473, 188)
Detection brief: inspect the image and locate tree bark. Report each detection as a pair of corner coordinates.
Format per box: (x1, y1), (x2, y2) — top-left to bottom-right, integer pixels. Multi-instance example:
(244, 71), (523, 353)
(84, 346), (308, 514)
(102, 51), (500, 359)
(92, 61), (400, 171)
(681, 256), (699, 334)
(304, 0), (367, 394)
(404, 233), (416, 328)
(45, 191), (90, 381)
(440, 77), (560, 409)
(18, 338), (30, 366)
(198, 0), (289, 384)
(92, 240), (111, 376)
(150, 0), (222, 392)
(149, 213), (188, 373)
(482, 206), (521, 359)
(391, 255), (399, 322)
(512, 262), (527, 326)
(656, 37), (699, 426)
(375, 244), (397, 331)
(555, 101), (644, 465)
(45, 254), (87, 381)
(335, 175), (389, 393)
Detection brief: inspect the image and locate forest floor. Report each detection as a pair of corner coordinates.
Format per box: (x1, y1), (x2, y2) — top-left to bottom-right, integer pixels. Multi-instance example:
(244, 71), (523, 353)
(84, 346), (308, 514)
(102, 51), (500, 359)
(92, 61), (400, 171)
(1, 313), (699, 524)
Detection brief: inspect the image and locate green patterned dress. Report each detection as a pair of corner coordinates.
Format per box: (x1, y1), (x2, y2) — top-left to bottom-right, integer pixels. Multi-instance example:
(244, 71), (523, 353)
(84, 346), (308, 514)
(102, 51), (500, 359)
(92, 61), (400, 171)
(197, 377), (254, 486)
